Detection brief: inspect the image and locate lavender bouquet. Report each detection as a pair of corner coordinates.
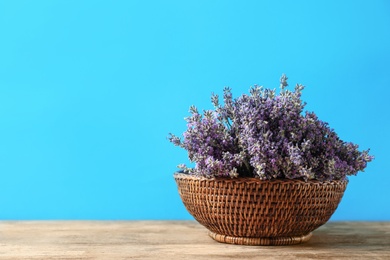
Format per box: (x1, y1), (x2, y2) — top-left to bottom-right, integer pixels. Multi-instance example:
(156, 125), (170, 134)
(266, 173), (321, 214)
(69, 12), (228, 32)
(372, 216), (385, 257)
(169, 75), (373, 181)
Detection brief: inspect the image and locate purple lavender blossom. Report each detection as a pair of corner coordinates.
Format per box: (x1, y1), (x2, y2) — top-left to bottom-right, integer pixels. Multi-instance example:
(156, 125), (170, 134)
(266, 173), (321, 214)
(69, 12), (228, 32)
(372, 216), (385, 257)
(168, 75), (374, 181)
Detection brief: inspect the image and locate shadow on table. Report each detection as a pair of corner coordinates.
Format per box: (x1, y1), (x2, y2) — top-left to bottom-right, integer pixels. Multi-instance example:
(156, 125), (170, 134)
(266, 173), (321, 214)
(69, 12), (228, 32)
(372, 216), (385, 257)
(300, 223), (390, 251)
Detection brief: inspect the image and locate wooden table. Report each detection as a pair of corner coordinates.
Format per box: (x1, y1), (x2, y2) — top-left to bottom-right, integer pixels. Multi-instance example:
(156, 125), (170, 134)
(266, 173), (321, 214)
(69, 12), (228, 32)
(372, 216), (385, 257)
(0, 221), (389, 259)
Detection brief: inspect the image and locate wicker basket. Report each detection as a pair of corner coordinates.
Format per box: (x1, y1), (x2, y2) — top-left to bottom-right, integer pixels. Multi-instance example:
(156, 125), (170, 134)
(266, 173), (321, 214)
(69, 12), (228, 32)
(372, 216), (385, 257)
(174, 173), (348, 246)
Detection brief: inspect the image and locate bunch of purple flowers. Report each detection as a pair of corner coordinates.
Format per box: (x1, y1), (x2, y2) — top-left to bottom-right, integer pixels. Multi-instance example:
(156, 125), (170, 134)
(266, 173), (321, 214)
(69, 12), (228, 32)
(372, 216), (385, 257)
(169, 75), (373, 181)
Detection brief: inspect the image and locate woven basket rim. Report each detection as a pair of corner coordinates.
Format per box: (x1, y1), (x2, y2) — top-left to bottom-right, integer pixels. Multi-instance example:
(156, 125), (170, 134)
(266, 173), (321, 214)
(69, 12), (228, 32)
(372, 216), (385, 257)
(173, 172), (349, 185)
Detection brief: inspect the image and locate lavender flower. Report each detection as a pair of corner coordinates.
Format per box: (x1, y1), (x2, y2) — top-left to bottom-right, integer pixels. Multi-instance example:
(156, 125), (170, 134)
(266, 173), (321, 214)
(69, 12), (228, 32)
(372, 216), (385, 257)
(169, 75), (374, 181)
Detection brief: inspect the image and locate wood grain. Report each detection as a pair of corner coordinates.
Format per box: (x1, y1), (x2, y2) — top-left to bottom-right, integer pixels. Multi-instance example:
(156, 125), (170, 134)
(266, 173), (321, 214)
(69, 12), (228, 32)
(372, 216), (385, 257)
(0, 221), (389, 259)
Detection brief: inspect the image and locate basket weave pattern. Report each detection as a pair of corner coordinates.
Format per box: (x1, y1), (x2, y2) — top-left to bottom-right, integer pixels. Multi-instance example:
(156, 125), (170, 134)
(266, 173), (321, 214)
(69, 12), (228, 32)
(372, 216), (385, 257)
(174, 173), (347, 245)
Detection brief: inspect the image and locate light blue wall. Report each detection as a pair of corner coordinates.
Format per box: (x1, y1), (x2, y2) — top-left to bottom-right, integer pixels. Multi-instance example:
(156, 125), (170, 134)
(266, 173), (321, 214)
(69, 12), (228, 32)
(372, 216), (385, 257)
(0, 0), (389, 220)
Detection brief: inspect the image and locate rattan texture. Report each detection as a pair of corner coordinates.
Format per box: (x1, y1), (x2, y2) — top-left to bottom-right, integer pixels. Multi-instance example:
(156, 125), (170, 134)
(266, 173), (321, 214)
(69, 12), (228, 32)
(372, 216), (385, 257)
(174, 173), (348, 245)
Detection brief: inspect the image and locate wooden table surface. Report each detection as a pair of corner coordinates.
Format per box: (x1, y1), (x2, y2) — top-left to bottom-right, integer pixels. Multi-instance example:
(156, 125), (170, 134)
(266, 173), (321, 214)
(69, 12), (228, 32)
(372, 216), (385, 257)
(0, 221), (389, 259)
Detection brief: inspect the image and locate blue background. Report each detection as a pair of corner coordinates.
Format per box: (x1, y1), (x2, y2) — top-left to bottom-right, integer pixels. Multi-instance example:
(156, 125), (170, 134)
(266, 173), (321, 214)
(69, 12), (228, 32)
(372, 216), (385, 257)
(0, 0), (389, 220)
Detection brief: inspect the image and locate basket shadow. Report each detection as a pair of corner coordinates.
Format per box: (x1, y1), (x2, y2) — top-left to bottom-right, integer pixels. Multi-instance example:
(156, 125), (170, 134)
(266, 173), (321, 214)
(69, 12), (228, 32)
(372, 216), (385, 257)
(299, 223), (390, 252)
